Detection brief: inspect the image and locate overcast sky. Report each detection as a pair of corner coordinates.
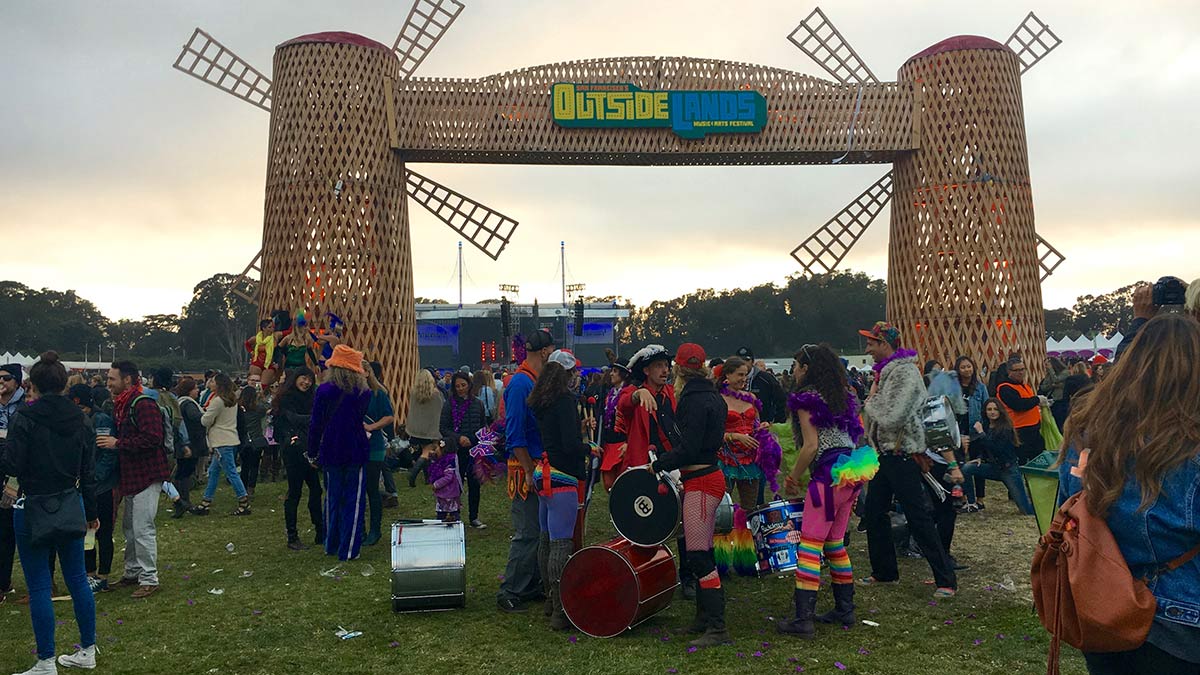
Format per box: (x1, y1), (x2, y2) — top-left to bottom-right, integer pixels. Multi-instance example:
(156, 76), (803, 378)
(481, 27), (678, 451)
(2, 0), (1198, 320)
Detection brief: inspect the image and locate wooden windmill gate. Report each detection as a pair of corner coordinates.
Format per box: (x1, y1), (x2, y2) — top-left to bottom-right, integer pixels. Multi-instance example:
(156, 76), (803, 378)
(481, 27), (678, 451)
(175, 3), (1063, 416)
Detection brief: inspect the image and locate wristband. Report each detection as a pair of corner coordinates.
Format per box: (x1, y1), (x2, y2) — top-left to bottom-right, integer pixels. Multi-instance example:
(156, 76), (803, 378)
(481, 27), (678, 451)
(946, 461), (959, 469)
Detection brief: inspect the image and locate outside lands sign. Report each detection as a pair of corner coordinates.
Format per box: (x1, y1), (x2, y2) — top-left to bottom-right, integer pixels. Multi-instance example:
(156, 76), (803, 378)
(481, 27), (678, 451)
(551, 83), (767, 139)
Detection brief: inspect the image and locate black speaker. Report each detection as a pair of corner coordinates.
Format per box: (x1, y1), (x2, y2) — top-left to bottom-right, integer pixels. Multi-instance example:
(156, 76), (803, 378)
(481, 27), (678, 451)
(573, 299), (585, 337)
(500, 298), (511, 339)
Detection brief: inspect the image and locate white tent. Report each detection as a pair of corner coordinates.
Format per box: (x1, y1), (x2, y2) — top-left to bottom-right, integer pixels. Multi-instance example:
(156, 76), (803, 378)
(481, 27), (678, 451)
(1, 351), (111, 372)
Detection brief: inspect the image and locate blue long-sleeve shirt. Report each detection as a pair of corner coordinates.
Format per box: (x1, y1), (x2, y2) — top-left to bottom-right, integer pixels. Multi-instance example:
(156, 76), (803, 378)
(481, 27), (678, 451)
(503, 371), (543, 459)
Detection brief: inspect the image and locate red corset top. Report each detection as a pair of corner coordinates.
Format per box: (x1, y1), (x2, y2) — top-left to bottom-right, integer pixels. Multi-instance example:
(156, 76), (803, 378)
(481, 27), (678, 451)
(724, 405), (758, 436)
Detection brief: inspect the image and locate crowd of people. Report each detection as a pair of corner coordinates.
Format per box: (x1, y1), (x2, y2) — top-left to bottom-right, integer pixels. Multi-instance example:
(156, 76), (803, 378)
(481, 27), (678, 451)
(0, 280), (1197, 674)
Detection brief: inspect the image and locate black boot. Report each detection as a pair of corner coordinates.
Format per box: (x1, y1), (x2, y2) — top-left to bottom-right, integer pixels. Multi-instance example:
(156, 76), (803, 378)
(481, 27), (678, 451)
(689, 587), (732, 648)
(677, 539), (697, 601)
(680, 592), (708, 634)
(537, 532), (552, 617)
(777, 589), (817, 638)
(548, 539), (575, 631)
(815, 583), (856, 627)
(171, 500), (187, 519)
(407, 458), (429, 488)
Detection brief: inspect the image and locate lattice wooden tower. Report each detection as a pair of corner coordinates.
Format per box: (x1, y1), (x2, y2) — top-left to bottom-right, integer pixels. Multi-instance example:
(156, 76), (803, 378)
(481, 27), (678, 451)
(788, 10), (1063, 374)
(262, 34), (415, 408)
(174, 3), (1064, 402)
(889, 38), (1042, 370)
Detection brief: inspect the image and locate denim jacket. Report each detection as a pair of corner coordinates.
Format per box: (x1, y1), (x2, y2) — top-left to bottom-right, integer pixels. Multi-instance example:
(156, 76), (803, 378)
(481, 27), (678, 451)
(962, 380), (988, 429)
(1057, 445), (1200, 631)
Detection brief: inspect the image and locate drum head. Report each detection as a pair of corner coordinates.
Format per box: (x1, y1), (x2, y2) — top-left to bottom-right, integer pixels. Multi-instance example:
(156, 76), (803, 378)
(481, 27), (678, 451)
(560, 544), (641, 638)
(609, 469), (680, 547)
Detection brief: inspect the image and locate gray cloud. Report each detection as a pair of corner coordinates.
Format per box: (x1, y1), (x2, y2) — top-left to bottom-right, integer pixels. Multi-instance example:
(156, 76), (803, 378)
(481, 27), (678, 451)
(2, 0), (1197, 318)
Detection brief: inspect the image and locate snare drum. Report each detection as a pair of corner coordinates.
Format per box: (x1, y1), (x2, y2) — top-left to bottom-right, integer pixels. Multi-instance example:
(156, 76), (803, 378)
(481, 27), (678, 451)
(747, 498), (805, 574)
(560, 536), (678, 638)
(609, 468), (681, 547)
(390, 520), (466, 612)
(923, 396), (962, 450)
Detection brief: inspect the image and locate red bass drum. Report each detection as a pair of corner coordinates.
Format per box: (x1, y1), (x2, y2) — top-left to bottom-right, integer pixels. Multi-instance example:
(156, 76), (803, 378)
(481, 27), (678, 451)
(560, 536), (678, 638)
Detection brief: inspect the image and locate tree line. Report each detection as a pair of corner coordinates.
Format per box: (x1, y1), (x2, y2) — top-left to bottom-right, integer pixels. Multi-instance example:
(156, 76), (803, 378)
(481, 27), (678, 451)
(0, 272), (1147, 371)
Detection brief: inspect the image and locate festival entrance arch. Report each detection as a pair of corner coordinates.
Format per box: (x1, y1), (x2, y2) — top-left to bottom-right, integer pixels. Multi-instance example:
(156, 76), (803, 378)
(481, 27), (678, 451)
(173, 3), (1063, 414)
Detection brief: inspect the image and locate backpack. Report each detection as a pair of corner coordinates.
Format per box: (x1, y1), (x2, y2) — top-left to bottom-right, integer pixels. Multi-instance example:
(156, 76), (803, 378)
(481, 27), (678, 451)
(129, 395), (179, 456)
(1031, 491), (1200, 674)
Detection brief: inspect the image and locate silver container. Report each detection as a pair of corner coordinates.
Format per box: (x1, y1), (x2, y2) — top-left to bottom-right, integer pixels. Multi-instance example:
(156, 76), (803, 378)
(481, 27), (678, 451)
(390, 520), (466, 612)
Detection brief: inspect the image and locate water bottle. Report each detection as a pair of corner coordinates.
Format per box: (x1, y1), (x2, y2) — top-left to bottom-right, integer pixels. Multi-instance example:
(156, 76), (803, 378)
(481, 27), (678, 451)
(84, 527), (97, 551)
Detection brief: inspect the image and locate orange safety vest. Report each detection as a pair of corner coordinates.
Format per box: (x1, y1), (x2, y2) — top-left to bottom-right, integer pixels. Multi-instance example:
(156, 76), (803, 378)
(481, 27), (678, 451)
(997, 382), (1041, 428)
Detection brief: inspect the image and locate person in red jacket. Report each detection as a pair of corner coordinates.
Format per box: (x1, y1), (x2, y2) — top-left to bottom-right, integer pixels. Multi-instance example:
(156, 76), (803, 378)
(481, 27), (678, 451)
(96, 361), (170, 599)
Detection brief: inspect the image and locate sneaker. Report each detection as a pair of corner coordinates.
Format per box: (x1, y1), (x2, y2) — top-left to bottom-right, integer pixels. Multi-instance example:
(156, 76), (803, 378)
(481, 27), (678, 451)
(115, 576), (140, 588)
(383, 495), (399, 508)
(933, 587), (957, 599)
(57, 644), (97, 669)
(469, 519), (487, 529)
(496, 597), (528, 613)
(87, 577), (109, 594)
(287, 540), (309, 551)
(12, 657), (57, 674)
(131, 584), (159, 599)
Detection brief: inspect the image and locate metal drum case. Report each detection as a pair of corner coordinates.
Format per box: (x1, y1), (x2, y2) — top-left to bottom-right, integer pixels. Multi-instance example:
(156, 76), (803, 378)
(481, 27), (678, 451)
(391, 520), (466, 612)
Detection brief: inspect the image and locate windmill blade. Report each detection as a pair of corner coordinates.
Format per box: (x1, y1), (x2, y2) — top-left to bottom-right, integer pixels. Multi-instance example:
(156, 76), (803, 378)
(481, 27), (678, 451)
(173, 28), (272, 112)
(791, 172), (892, 276)
(1036, 234), (1066, 281)
(228, 249), (263, 303)
(392, 0), (465, 80)
(1004, 12), (1062, 74)
(406, 169), (517, 260)
(786, 7), (878, 84)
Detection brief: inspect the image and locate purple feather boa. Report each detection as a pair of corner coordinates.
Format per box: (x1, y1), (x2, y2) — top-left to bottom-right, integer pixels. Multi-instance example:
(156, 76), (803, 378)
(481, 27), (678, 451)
(871, 348), (918, 374)
(720, 385), (783, 493)
(788, 389), (865, 445)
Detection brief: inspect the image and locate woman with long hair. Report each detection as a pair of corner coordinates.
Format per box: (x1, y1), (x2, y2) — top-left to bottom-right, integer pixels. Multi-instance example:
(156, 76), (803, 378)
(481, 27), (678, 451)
(441, 371), (486, 529)
(652, 343), (731, 648)
(1056, 314), (1200, 673)
(237, 384), (269, 498)
(309, 346), (373, 561)
(1039, 356), (1070, 430)
(1062, 361), (1091, 413)
(960, 398), (1032, 514)
(953, 356), (990, 513)
(197, 373), (251, 516)
(272, 368), (322, 550)
(2, 352), (99, 672)
(527, 352), (592, 630)
(777, 344), (876, 638)
(473, 369), (499, 423)
(405, 369), (444, 487)
(715, 356), (765, 510)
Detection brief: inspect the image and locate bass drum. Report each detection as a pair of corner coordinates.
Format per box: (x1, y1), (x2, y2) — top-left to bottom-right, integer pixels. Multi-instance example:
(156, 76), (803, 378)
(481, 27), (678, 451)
(560, 536), (678, 638)
(608, 468), (681, 547)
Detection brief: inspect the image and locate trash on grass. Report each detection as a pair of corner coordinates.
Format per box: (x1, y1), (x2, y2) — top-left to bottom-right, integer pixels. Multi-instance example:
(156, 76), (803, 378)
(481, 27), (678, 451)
(208, 588), (224, 595)
(862, 620), (880, 627)
(241, 571), (253, 578)
(334, 626), (362, 640)
(226, 543), (235, 553)
(360, 564), (374, 577)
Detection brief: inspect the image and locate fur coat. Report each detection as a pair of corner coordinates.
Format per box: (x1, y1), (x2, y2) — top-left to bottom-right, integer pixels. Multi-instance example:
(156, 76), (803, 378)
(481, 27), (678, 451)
(864, 350), (927, 455)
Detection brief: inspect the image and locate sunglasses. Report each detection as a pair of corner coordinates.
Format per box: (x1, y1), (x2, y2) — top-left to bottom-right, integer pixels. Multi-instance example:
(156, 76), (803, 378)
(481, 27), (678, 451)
(0, 375), (14, 383)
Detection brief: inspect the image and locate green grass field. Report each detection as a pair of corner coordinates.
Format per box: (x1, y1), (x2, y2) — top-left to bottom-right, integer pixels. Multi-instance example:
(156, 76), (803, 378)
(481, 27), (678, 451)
(1, 428), (1086, 675)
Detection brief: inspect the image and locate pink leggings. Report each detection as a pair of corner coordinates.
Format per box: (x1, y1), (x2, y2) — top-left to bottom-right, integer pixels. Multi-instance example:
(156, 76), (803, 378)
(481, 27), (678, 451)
(794, 483), (858, 590)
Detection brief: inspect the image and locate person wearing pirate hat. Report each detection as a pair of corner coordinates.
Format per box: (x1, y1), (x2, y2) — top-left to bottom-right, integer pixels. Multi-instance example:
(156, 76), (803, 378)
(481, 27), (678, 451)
(616, 345), (678, 476)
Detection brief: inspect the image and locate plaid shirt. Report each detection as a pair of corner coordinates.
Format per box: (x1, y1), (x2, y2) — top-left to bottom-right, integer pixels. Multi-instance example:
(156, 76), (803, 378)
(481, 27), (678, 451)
(116, 396), (171, 496)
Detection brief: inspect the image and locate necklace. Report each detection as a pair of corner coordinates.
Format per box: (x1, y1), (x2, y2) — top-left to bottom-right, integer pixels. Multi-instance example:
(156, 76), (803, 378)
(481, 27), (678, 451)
(451, 396), (469, 433)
